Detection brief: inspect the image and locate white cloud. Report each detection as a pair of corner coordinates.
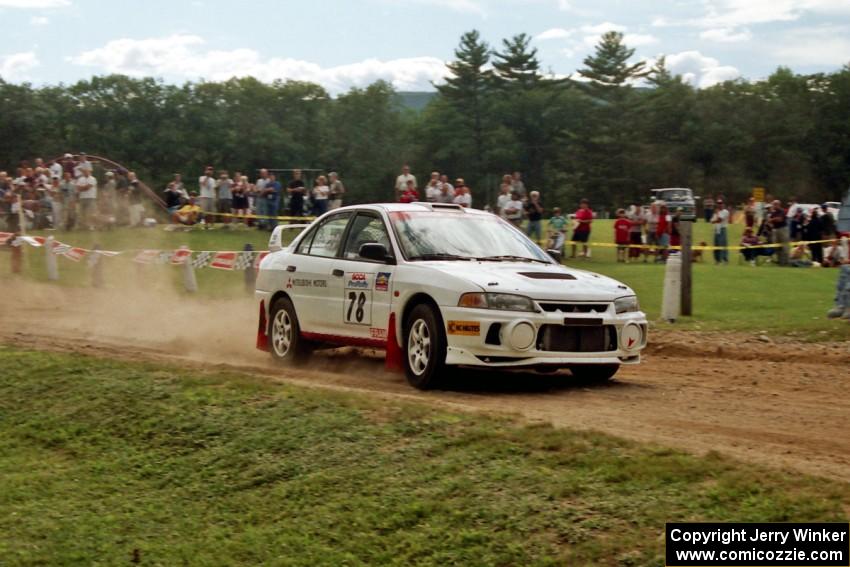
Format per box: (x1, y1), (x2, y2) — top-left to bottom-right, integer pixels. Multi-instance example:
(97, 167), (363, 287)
(772, 25), (850, 66)
(69, 34), (449, 93)
(699, 27), (752, 42)
(535, 28), (573, 41)
(580, 22), (627, 34)
(556, 0), (571, 10)
(665, 50), (740, 88)
(0, 0), (68, 6)
(623, 33), (659, 47)
(656, 0), (850, 29)
(29, 15), (49, 25)
(0, 51), (40, 80)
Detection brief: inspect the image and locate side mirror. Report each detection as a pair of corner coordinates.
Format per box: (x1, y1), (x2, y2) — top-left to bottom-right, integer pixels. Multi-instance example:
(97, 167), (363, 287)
(547, 249), (563, 264)
(359, 242), (393, 264)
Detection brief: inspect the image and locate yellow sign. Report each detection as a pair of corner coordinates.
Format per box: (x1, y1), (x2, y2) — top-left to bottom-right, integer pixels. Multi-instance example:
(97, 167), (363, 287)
(447, 321), (481, 336)
(752, 187), (765, 202)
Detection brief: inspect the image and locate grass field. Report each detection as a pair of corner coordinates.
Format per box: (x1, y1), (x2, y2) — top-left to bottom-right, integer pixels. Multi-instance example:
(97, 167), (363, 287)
(1, 347), (848, 566)
(3, 219), (848, 340)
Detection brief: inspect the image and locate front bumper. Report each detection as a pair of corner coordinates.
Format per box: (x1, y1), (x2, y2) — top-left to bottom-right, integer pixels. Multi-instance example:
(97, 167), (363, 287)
(439, 305), (647, 368)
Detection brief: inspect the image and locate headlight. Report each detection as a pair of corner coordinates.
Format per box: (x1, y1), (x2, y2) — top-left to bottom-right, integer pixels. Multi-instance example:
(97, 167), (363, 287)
(458, 293), (536, 312)
(614, 296), (639, 314)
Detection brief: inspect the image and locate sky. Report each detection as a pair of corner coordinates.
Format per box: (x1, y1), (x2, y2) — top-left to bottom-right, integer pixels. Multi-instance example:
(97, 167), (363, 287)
(1, 0), (849, 94)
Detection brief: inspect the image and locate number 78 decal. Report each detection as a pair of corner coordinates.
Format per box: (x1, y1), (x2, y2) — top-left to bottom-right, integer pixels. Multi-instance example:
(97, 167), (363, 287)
(344, 272), (372, 325)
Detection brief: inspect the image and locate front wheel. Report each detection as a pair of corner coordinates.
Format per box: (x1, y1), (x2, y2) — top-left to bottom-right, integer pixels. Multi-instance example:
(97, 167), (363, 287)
(269, 297), (312, 365)
(404, 304), (447, 390)
(568, 364), (620, 382)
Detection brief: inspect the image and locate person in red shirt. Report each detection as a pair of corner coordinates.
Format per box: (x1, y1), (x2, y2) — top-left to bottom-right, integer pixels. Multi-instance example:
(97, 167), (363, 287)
(399, 179), (419, 203)
(571, 198), (593, 258)
(613, 208), (631, 263)
(655, 203), (671, 262)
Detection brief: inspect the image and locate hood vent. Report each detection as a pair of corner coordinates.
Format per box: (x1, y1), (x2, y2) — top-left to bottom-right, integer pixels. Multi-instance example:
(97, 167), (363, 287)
(518, 272), (576, 280)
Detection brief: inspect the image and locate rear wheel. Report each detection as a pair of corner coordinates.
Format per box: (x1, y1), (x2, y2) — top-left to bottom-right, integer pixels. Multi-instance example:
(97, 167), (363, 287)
(569, 364), (619, 382)
(403, 304), (447, 390)
(269, 297), (312, 365)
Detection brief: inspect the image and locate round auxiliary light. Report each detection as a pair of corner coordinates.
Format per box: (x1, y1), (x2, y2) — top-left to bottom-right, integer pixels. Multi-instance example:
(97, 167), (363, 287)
(509, 321), (536, 351)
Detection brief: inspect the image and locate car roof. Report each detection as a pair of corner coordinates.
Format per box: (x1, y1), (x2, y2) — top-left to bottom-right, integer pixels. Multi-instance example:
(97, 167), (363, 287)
(334, 202), (490, 216)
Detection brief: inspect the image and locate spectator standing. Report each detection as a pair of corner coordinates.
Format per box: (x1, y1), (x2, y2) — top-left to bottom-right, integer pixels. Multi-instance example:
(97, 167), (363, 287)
(329, 172), (345, 210)
(232, 176), (250, 220)
(255, 169), (270, 228)
(744, 197), (757, 229)
(495, 183), (512, 218)
(73, 153), (92, 179)
(216, 171), (233, 224)
(826, 252), (850, 319)
(656, 203), (671, 263)
(47, 177), (63, 230)
(75, 166), (98, 230)
(198, 166), (216, 218)
(613, 208), (631, 263)
(58, 171), (76, 230)
(437, 183), (454, 203)
(711, 199), (729, 264)
(703, 194), (715, 223)
(525, 190), (544, 243)
(643, 203), (659, 262)
(453, 179), (471, 208)
(127, 172), (145, 227)
(571, 199), (593, 259)
(547, 207), (568, 252)
(312, 175), (330, 216)
(48, 159), (63, 181)
(439, 174), (454, 198)
(769, 200), (790, 266)
(425, 176), (442, 202)
(287, 170), (306, 217)
(399, 179), (419, 203)
(163, 181), (183, 214)
(264, 174), (282, 229)
(510, 171), (526, 199)
(394, 165), (416, 201)
(804, 208), (824, 264)
(821, 203), (837, 239)
(504, 192), (524, 226)
(626, 204), (643, 261)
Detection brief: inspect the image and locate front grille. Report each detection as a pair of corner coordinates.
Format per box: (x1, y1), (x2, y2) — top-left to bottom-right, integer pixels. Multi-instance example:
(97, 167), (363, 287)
(537, 325), (617, 352)
(538, 302), (609, 313)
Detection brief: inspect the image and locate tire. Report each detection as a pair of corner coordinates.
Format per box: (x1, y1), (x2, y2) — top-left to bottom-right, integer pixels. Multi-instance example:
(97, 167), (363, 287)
(268, 297), (312, 365)
(569, 363), (620, 382)
(403, 304), (448, 390)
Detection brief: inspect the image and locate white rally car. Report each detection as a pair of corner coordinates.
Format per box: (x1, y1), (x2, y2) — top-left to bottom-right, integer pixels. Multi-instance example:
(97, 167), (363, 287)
(255, 203), (647, 389)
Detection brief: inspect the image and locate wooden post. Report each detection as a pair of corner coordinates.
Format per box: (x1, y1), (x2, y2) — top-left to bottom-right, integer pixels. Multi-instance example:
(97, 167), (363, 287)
(680, 220), (693, 316)
(17, 194), (26, 235)
(45, 235), (59, 281)
(10, 236), (22, 274)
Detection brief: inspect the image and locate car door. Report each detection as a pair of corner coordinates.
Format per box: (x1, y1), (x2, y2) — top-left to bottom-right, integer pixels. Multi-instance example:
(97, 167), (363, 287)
(327, 211), (396, 342)
(288, 212), (353, 334)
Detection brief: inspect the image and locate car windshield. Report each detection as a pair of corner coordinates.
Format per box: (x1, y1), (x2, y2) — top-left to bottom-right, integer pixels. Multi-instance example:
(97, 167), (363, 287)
(656, 190), (690, 201)
(389, 211), (552, 263)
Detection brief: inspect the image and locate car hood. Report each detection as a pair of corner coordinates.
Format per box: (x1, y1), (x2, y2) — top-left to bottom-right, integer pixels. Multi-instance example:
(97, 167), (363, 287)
(420, 261), (634, 301)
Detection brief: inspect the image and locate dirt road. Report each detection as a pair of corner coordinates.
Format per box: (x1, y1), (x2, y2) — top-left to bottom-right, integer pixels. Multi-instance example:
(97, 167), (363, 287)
(3, 279), (849, 482)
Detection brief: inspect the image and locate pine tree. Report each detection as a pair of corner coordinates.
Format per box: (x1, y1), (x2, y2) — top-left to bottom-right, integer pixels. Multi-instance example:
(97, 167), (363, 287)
(492, 34), (541, 90)
(436, 30), (494, 188)
(579, 31), (648, 97)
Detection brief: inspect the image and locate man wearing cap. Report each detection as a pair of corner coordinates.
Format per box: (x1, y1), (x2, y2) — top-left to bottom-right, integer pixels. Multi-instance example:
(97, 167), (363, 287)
(329, 172), (345, 210)
(75, 165), (98, 230)
(198, 166), (216, 219)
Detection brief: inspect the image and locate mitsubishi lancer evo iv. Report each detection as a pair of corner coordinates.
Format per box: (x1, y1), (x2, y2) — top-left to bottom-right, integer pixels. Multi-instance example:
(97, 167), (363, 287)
(255, 202), (648, 389)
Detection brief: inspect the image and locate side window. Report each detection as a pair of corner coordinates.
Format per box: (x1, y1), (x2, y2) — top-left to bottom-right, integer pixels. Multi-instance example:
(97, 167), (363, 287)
(294, 226), (318, 255)
(343, 214), (392, 260)
(307, 214), (351, 258)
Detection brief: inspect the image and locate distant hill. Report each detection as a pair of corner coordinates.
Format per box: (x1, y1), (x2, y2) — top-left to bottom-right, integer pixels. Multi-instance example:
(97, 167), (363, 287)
(396, 91), (437, 112)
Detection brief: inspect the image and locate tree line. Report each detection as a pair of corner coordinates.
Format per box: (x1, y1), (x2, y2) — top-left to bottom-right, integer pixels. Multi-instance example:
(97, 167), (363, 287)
(1, 31), (848, 210)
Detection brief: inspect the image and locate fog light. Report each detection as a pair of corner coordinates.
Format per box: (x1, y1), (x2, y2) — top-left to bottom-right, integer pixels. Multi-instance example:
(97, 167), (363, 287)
(509, 321), (536, 350)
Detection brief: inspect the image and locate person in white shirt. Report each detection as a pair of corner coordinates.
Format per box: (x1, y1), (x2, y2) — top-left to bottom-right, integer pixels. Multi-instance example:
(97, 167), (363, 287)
(75, 167), (98, 230)
(425, 178), (442, 202)
(711, 199), (730, 264)
(453, 179), (472, 208)
(328, 171), (345, 210)
(312, 175), (331, 215)
(73, 153), (92, 178)
(48, 160), (63, 180)
(496, 183), (512, 218)
(394, 164), (416, 201)
(198, 166), (217, 215)
(504, 193), (525, 226)
(439, 174), (455, 199)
